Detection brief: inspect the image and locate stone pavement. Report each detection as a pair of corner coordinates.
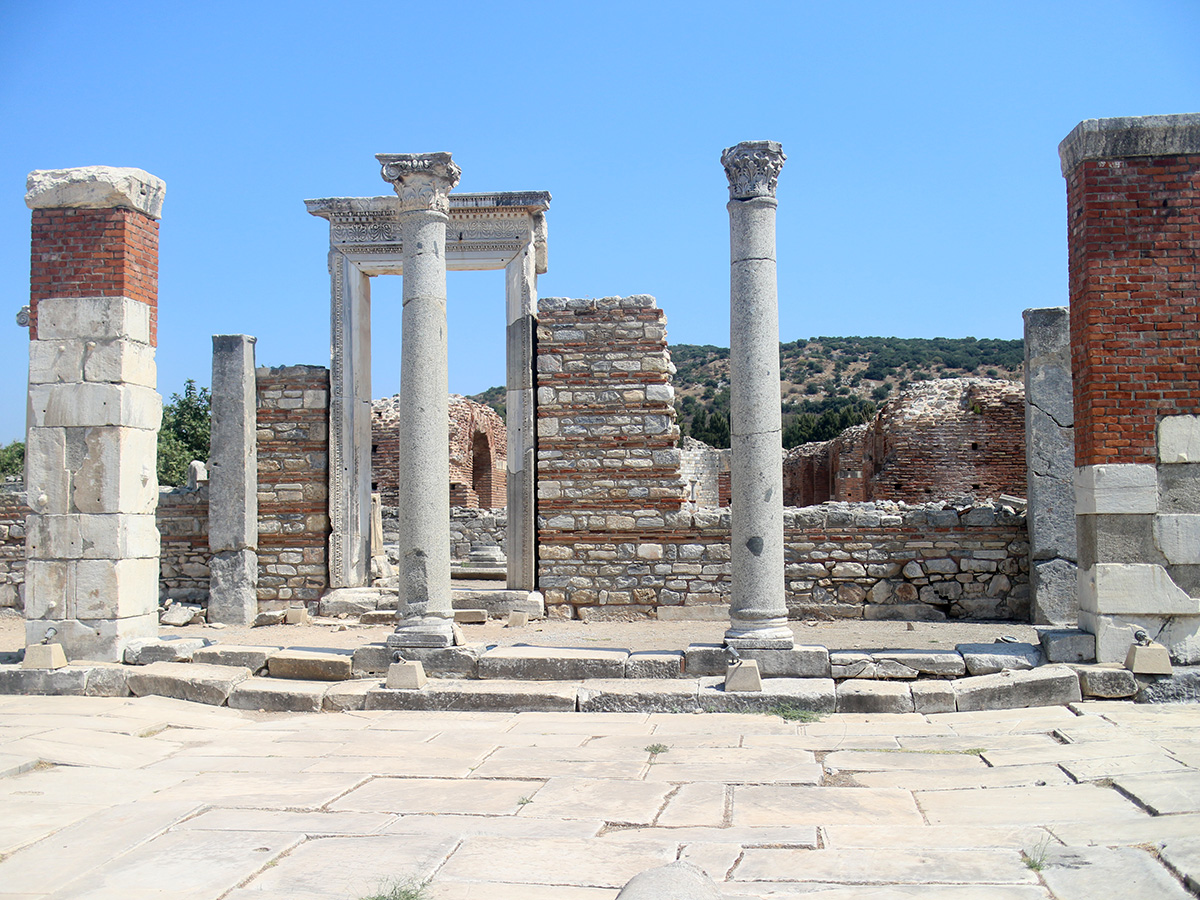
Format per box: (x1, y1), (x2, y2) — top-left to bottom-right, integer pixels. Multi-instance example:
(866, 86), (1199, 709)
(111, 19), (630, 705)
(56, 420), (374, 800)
(1, 696), (1199, 899)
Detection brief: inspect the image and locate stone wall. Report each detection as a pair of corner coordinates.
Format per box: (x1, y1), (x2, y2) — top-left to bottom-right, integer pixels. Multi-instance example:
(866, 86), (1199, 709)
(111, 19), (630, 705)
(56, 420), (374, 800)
(371, 394), (507, 508)
(255, 365), (330, 606)
(157, 486), (209, 603)
(539, 500), (1028, 621)
(678, 436), (724, 508)
(380, 505), (506, 565)
(784, 379), (1026, 507)
(0, 491), (28, 615)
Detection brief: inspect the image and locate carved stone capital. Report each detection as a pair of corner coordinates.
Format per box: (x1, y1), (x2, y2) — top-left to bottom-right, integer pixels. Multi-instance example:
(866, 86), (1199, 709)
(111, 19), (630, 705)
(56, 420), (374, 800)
(376, 152), (462, 214)
(721, 141), (786, 200)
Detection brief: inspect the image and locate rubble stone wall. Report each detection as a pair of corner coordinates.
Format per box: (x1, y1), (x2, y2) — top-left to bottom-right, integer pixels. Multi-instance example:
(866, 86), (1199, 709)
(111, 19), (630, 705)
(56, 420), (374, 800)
(157, 487), (209, 604)
(0, 492), (28, 615)
(380, 505), (506, 565)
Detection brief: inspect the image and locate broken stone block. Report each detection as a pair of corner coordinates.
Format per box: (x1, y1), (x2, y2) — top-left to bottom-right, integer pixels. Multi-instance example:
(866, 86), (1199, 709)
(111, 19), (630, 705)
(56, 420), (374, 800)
(957, 642), (1043, 675)
(1134, 667), (1200, 703)
(227, 677), (327, 713)
(835, 679), (915, 714)
(871, 650), (966, 677)
(22, 643), (67, 670)
(1037, 627), (1096, 663)
(697, 676), (837, 715)
(478, 646), (628, 680)
(192, 644), (279, 672)
(386, 661), (427, 690)
(1073, 665), (1138, 698)
(123, 636), (209, 665)
(454, 609), (487, 624)
(506, 611), (529, 628)
(126, 661), (251, 706)
(208, 550), (258, 625)
(284, 606), (311, 625)
(952, 665), (1082, 712)
(616, 860), (722, 900)
(253, 609), (286, 627)
(267, 648), (353, 681)
(160, 604), (202, 627)
(911, 680), (956, 714)
(626, 651), (684, 679)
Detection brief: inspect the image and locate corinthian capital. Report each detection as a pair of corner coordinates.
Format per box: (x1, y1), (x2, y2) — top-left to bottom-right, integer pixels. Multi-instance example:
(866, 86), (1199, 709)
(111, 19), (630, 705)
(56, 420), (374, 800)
(377, 152), (462, 213)
(721, 141), (786, 200)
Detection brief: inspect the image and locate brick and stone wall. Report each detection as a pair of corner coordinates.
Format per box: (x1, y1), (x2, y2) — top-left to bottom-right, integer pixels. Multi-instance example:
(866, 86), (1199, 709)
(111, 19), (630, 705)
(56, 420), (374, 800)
(255, 365), (330, 606)
(29, 206), (159, 345)
(372, 394), (506, 508)
(679, 436), (724, 508)
(784, 379), (1026, 507)
(380, 505), (506, 565)
(1061, 114), (1200, 663)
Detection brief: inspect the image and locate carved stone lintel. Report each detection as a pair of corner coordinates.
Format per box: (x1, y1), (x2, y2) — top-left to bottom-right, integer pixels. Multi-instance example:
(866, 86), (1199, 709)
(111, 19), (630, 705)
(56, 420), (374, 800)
(377, 152), (462, 214)
(721, 141), (786, 200)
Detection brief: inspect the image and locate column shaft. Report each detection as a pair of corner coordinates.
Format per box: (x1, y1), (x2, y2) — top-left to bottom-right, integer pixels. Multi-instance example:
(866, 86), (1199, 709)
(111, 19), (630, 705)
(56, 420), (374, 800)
(505, 244), (537, 590)
(722, 142), (792, 649)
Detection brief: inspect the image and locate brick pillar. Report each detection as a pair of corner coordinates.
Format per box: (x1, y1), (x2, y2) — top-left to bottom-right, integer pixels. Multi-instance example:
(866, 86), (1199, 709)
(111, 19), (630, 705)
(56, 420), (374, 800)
(1061, 114), (1200, 662)
(23, 167), (165, 661)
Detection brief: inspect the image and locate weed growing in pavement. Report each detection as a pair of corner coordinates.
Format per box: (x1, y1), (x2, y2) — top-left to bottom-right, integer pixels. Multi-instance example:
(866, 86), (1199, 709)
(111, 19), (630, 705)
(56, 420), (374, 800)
(768, 704), (823, 723)
(518, 796), (533, 806)
(645, 743), (670, 756)
(1023, 837), (1053, 872)
(358, 879), (429, 900)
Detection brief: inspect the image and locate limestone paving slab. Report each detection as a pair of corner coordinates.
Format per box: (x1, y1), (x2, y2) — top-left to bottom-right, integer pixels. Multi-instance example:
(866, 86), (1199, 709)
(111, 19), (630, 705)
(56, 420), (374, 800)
(1050, 812), (1200, 847)
(0, 725), (182, 768)
(426, 884), (616, 900)
(1060, 752), (1188, 782)
(383, 812), (605, 839)
(435, 835), (677, 889)
(952, 665), (1081, 712)
(916, 783), (1147, 826)
(732, 785), (925, 826)
(469, 745), (650, 780)
(655, 781), (727, 827)
(1113, 769), (1200, 815)
(1036, 844), (1193, 900)
(177, 807), (393, 834)
(0, 799), (203, 894)
(240, 833), (459, 898)
(823, 749), (989, 773)
(1159, 837), (1200, 894)
(644, 747), (823, 785)
(720, 886), (1051, 899)
(822, 823), (1054, 850)
(981, 737), (1165, 768)
(732, 847), (1039, 885)
(516, 775), (674, 824)
(330, 775), (544, 815)
(602, 824), (819, 846)
(44, 829), (302, 900)
(125, 661), (251, 706)
(647, 711), (795, 734)
(855, 763), (1071, 791)
(166, 771), (369, 810)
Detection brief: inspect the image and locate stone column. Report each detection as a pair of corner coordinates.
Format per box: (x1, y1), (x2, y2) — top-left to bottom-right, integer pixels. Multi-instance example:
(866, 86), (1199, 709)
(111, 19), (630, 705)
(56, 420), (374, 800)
(23, 166), (165, 661)
(208, 334), (258, 624)
(327, 252), (372, 588)
(378, 152), (461, 649)
(1023, 308), (1077, 625)
(505, 241), (537, 590)
(722, 141), (793, 649)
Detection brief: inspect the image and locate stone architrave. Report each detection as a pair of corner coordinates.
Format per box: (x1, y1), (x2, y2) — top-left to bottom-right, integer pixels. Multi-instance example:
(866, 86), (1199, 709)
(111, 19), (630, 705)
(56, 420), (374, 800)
(208, 334), (258, 624)
(1023, 307), (1077, 625)
(721, 141), (793, 649)
(378, 152), (461, 649)
(23, 166), (165, 662)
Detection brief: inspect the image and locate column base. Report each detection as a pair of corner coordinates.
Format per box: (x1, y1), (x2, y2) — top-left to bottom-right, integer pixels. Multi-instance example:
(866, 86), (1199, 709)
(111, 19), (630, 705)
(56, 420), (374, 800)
(724, 623), (794, 650)
(387, 615), (457, 649)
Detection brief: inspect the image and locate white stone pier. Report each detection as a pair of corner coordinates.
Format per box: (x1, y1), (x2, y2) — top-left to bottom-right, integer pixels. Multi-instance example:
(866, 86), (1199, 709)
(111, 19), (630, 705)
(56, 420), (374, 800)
(379, 153), (461, 649)
(722, 141), (793, 650)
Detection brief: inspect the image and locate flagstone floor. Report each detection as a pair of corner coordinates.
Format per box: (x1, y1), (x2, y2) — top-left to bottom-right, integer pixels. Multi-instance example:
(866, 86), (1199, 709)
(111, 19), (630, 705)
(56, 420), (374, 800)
(0, 695), (1198, 899)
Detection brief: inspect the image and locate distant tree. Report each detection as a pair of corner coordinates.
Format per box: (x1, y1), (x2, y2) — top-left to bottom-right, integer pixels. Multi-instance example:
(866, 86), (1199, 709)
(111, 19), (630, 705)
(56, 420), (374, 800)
(0, 441), (24, 478)
(158, 380), (211, 487)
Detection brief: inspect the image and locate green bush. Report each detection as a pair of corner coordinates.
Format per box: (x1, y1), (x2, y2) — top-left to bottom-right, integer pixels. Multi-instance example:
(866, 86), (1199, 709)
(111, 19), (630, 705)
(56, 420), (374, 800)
(158, 380), (211, 487)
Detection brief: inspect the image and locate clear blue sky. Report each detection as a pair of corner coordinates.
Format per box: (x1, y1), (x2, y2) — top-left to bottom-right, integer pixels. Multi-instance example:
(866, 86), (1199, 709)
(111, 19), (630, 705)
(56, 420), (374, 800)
(1, 0), (1197, 443)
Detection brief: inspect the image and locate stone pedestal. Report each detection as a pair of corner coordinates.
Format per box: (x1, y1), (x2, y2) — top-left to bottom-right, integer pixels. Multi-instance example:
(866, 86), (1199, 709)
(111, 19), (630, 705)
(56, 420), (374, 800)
(1023, 307), (1077, 625)
(208, 335), (258, 624)
(23, 166), (165, 662)
(721, 141), (793, 650)
(378, 153), (461, 650)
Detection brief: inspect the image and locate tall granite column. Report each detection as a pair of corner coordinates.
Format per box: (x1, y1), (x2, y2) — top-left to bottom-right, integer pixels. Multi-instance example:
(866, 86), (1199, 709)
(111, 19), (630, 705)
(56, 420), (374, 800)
(208, 334), (258, 624)
(378, 152), (461, 649)
(23, 166), (165, 661)
(722, 141), (793, 649)
(1022, 308), (1077, 625)
(505, 240), (538, 591)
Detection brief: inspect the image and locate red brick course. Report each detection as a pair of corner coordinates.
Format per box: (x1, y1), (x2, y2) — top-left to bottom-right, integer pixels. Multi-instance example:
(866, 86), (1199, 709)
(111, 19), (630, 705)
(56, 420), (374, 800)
(1067, 154), (1200, 465)
(29, 207), (160, 344)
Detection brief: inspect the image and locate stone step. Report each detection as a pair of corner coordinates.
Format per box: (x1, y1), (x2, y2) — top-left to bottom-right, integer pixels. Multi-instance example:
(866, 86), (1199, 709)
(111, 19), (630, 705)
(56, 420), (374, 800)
(452, 589), (544, 619)
(192, 645), (280, 672)
(126, 661), (251, 706)
(477, 645), (629, 680)
(365, 679), (578, 712)
(227, 676), (332, 713)
(266, 649), (354, 682)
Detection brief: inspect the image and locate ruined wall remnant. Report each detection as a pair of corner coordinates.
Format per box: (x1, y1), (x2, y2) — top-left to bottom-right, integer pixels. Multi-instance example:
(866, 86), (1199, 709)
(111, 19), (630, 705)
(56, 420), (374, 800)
(679, 436), (724, 508)
(256, 365), (330, 606)
(0, 492), (28, 615)
(371, 394), (506, 508)
(1023, 307), (1077, 626)
(23, 166), (165, 661)
(783, 379), (1026, 508)
(1062, 114), (1200, 663)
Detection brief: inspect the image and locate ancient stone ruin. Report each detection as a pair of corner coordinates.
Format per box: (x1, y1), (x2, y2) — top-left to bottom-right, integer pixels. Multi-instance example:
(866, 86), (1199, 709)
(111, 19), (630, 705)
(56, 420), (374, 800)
(4, 113), (1198, 690)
